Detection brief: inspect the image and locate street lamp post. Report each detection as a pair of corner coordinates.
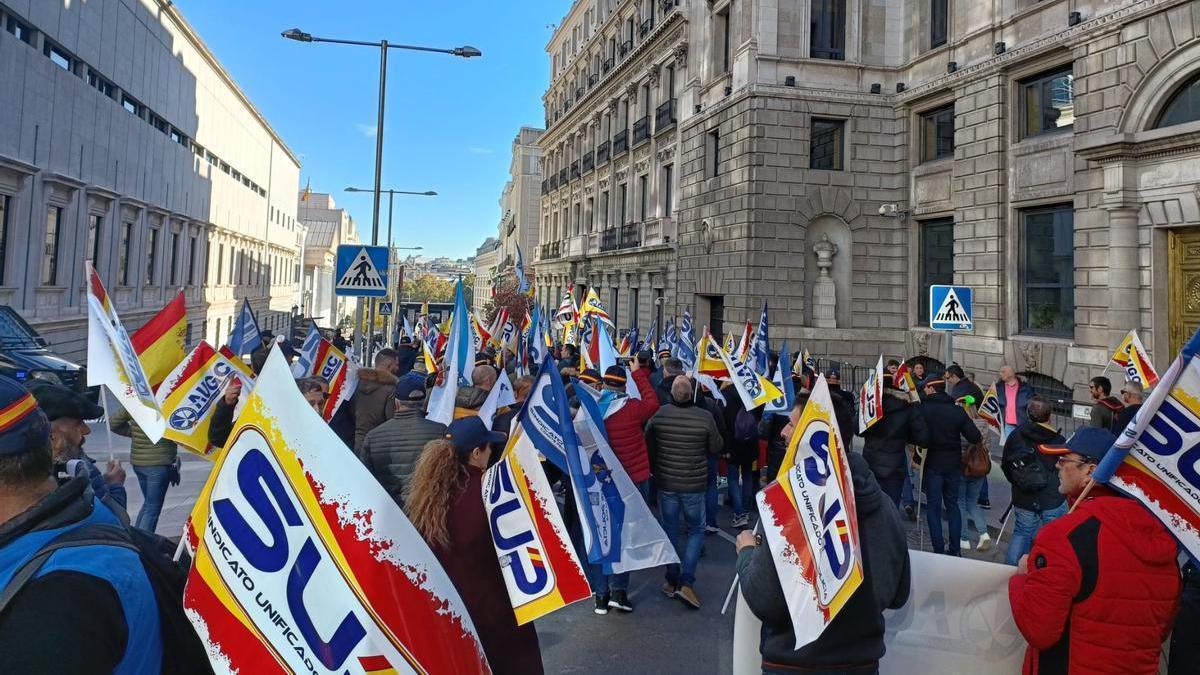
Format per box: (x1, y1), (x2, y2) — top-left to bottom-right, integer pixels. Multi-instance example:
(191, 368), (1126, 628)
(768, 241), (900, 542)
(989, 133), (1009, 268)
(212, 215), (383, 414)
(283, 28), (479, 360)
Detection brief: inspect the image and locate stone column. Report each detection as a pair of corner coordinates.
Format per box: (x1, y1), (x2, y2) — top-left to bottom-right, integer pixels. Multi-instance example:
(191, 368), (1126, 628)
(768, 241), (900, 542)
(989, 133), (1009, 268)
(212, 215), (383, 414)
(811, 234), (839, 328)
(1106, 203), (1141, 345)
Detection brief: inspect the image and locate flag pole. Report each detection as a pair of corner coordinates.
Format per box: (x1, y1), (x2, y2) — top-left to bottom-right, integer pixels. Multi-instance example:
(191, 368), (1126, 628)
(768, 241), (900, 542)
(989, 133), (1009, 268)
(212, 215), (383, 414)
(721, 519), (762, 615)
(99, 387), (116, 463)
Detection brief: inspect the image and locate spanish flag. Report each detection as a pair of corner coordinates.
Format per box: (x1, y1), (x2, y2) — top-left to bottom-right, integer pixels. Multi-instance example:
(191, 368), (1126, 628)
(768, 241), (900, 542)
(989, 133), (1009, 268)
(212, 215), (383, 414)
(132, 291), (187, 390)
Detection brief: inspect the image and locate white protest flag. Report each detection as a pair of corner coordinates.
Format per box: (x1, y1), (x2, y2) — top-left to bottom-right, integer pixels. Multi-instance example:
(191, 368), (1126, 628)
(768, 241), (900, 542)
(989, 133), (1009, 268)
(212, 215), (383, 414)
(478, 369), (517, 430)
(182, 348), (491, 673)
(858, 356), (885, 433)
(85, 262), (166, 441)
(428, 280), (475, 424)
(757, 375), (864, 649)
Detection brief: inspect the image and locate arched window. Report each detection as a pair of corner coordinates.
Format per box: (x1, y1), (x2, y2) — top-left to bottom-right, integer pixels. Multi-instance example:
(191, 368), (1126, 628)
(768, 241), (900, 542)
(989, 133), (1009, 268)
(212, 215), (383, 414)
(1154, 72), (1200, 128)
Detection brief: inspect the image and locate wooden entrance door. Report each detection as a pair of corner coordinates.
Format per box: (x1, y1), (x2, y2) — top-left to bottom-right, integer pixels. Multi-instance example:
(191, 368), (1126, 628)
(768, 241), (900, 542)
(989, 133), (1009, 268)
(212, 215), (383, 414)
(1170, 228), (1200, 355)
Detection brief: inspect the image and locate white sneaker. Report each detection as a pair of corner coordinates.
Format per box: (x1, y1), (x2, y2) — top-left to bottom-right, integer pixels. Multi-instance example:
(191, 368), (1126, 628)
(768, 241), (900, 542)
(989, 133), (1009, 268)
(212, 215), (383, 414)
(960, 539), (972, 551)
(976, 533), (992, 551)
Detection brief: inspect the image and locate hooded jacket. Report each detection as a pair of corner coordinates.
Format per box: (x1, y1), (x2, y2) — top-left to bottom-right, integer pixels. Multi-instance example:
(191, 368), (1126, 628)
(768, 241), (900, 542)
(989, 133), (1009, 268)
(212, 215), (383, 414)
(644, 400), (723, 493)
(738, 453), (911, 671)
(1001, 421), (1066, 512)
(861, 390), (930, 479)
(358, 407), (447, 507)
(1009, 488), (1181, 675)
(601, 368), (660, 483)
(352, 367), (399, 450)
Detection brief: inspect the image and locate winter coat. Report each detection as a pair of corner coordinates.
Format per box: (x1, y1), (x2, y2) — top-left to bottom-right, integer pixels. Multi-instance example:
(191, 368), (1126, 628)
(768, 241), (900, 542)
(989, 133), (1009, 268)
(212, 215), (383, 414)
(918, 392), (982, 472)
(1001, 421), (1066, 512)
(352, 367), (399, 450)
(208, 397), (235, 449)
(358, 408), (446, 507)
(453, 386), (490, 420)
(760, 413), (790, 480)
(1009, 488), (1181, 675)
(644, 400), (723, 493)
(861, 390), (929, 480)
(828, 384), (857, 451)
(738, 453), (911, 671)
(395, 345), (418, 376)
(654, 373), (677, 406)
(250, 343), (270, 375)
(1112, 403), (1141, 435)
(995, 377), (1035, 427)
(720, 389), (761, 463)
(109, 406), (177, 467)
(950, 378), (984, 409)
(424, 466), (543, 675)
(602, 369), (660, 483)
(1088, 396), (1124, 431)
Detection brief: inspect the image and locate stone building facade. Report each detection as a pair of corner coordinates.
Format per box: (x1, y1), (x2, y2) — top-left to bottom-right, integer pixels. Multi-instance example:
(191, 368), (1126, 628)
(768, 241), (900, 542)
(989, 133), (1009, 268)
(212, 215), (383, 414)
(0, 0), (303, 362)
(663, 0), (1200, 402)
(497, 127), (545, 280)
(472, 237), (500, 315)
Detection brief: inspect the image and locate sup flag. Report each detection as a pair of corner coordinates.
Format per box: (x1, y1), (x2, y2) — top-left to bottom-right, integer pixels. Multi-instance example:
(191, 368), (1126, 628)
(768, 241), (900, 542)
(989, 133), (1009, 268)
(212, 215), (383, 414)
(291, 322), (322, 378)
(751, 302), (770, 375)
(756, 375), (864, 649)
(976, 383), (1002, 434)
(156, 341), (254, 458)
(86, 262), (166, 442)
(857, 356), (884, 433)
(483, 396), (591, 625)
(1111, 329), (1159, 390)
(227, 297), (261, 356)
(1091, 326), (1200, 561)
(696, 333), (783, 410)
(181, 349), (491, 674)
(677, 308), (697, 372)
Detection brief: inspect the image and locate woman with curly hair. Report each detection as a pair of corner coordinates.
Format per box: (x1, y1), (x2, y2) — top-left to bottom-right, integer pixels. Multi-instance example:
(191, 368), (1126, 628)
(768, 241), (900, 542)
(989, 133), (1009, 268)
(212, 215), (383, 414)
(405, 417), (543, 675)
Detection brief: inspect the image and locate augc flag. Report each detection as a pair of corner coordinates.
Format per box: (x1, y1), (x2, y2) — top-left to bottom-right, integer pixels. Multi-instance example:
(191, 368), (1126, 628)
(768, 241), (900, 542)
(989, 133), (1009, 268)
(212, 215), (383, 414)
(156, 341), (253, 458)
(183, 349), (491, 674)
(756, 375), (864, 649)
(696, 333), (783, 410)
(1111, 329), (1159, 389)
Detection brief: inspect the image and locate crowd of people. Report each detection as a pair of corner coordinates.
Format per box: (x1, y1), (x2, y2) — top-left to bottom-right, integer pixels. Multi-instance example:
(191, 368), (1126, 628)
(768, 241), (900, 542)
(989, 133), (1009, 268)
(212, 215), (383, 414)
(0, 326), (1196, 675)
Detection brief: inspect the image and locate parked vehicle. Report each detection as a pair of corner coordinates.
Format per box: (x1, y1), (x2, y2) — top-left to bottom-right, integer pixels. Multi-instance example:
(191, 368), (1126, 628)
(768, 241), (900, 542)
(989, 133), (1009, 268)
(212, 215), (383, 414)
(0, 306), (97, 403)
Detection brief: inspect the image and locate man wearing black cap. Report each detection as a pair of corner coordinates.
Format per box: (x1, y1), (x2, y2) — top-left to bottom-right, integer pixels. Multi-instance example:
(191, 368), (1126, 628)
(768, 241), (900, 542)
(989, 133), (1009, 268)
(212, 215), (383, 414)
(359, 374), (446, 507)
(917, 377), (981, 556)
(1010, 427), (1180, 674)
(0, 376), (164, 672)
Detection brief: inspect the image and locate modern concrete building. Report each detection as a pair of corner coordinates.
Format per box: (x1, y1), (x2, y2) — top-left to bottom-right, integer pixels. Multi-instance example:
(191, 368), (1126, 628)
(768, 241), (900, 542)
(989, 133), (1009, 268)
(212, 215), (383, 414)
(497, 127), (545, 284)
(536, 0), (690, 335)
(297, 191), (360, 328)
(0, 0), (304, 361)
(472, 236), (500, 315)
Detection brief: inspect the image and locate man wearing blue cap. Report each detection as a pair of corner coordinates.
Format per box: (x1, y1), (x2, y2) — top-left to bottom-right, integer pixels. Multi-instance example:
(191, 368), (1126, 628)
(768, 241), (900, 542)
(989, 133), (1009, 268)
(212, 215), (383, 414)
(0, 376), (164, 672)
(1009, 426), (1180, 674)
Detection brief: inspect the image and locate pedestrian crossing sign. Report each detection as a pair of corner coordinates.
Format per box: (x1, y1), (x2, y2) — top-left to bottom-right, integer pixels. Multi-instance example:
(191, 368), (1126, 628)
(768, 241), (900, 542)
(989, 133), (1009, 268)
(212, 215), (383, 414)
(929, 285), (973, 331)
(335, 245), (389, 297)
(379, 302), (393, 316)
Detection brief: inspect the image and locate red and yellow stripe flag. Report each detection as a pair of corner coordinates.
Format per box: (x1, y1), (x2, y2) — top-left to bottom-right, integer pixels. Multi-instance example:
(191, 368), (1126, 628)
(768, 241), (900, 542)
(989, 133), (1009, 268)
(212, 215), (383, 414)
(132, 291), (187, 389)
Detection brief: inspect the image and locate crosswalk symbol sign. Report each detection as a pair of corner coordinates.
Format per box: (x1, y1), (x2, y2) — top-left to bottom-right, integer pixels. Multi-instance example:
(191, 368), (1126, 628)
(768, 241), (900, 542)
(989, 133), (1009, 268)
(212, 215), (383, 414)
(335, 245), (389, 297)
(379, 302), (393, 316)
(929, 285), (973, 331)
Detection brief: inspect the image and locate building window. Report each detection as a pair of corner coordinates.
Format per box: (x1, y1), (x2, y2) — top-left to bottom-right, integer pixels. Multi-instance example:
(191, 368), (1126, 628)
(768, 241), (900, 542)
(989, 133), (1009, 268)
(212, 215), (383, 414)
(619, 183), (628, 225)
(918, 219), (955, 324)
(663, 164), (674, 217)
(810, 118), (845, 170)
(715, 4), (732, 74)
(87, 70), (115, 99)
(810, 0), (846, 60)
(6, 15), (32, 44)
(0, 196), (8, 283)
(1020, 66), (1074, 138)
(119, 222), (133, 285)
(611, 288), (620, 328)
(630, 287), (640, 328)
(599, 191), (609, 228)
(40, 207), (61, 285)
(706, 129), (721, 178)
(216, 244), (224, 283)
(639, 174), (649, 221)
(1154, 72), (1200, 128)
(169, 232), (180, 285)
(86, 214), (102, 263)
(43, 41), (72, 72)
(122, 95), (140, 116)
(586, 196), (595, 232)
(920, 105), (955, 162)
(146, 227), (159, 285)
(188, 235), (198, 285)
(1020, 205), (1075, 337)
(930, 0), (948, 48)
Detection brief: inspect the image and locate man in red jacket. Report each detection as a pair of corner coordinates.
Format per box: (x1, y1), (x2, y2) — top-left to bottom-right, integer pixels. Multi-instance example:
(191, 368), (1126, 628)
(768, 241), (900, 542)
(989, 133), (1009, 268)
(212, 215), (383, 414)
(1009, 426), (1180, 675)
(589, 359), (660, 615)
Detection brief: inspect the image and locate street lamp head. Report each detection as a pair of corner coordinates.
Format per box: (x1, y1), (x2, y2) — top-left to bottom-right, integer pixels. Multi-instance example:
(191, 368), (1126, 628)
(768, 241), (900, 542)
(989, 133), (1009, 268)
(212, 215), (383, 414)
(281, 28), (314, 42)
(344, 187), (364, 192)
(453, 45), (482, 58)
(422, 191), (438, 196)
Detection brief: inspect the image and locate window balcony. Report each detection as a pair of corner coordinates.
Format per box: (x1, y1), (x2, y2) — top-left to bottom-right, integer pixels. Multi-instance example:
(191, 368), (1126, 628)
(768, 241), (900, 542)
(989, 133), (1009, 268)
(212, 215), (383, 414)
(603, 57), (614, 73)
(575, 86), (585, 100)
(619, 40), (632, 58)
(655, 99), (677, 134)
(541, 179), (549, 195)
(596, 140), (611, 166)
(661, 0), (677, 15)
(633, 116), (651, 146)
(613, 130), (629, 156)
(600, 228), (619, 252)
(558, 168), (568, 186)
(548, 173), (559, 190)
(640, 19), (653, 38)
(620, 222), (642, 249)
(643, 217), (676, 247)
(582, 151), (595, 173)
(588, 74), (598, 88)
(570, 161), (581, 181)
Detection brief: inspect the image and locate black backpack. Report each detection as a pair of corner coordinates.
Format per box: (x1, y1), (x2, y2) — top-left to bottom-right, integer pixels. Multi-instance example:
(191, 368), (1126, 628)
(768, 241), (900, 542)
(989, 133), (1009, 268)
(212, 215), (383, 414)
(1009, 453), (1051, 494)
(0, 524), (213, 675)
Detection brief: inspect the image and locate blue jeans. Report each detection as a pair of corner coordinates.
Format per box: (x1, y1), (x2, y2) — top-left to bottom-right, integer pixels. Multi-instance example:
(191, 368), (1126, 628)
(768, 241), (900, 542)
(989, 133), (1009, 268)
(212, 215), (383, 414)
(705, 455), (719, 527)
(589, 480), (651, 593)
(978, 477), (990, 503)
(901, 458), (917, 509)
(959, 475), (988, 537)
(133, 464), (171, 533)
(1006, 502), (1067, 565)
(923, 468), (962, 555)
(659, 491), (705, 587)
(726, 460), (755, 517)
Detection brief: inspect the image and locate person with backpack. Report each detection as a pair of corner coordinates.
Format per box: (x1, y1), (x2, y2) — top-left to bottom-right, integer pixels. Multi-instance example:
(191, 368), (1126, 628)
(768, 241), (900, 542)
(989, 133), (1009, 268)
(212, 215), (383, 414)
(1000, 397), (1067, 566)
(0, 376), (210, 674)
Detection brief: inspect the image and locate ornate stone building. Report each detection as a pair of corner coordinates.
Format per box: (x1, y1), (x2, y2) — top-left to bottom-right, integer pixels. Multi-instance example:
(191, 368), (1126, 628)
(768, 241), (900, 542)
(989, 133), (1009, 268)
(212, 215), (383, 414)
(497, 127), (545, 281)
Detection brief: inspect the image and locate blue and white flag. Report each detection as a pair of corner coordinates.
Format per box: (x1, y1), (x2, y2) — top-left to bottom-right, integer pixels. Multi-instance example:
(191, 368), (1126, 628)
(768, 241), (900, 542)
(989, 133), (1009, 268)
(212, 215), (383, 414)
(642, 322), (658, 354)
(765, 340), (796, 417)
(663, 320), (678, 357)
(227, 298), (261, 356)
(402, 314), (414, 340)
(290, 322), (321, 377)
(596, 321), (619, 372)
(678, 308), (697, 371)
(514, 244), (532, 295)
(427, 280), (475, 424)
(752, 301), (770, 375)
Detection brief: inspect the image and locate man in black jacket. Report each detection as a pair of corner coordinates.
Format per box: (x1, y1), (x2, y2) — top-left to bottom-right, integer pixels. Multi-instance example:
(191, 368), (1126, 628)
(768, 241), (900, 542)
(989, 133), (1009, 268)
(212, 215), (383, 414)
(917, 379), (982, 556)
(395, 336), (419, 376)
(1112, 380), (1143, 434)
(1000, 397), (1066, 566)
(860, 382), (929, 511)
(644, 376), (723, 609)
(358, 375), (446, 507)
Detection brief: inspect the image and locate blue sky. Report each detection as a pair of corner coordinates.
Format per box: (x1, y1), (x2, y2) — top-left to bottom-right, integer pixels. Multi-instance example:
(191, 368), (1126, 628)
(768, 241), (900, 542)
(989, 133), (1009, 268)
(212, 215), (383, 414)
(175, 0), (571, 259)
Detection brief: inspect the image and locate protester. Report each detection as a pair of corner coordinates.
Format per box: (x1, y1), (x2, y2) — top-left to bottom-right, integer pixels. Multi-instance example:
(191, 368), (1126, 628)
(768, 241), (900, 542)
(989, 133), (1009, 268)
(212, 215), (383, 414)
(353, 347), (400, 449)
(860, 378), (929, 511)
(1087, 375), (1124, 430)
(453, 365), (497, 420)
(644, 376), (723, 609)
(995, 365), (1034, 435)
(492, 375), (534, 436)
(958, 410), (993, 552)
(946, 364), (982, 408)
(721, 388), (761, 529)
(655, 357), (684, 405)
(1170, 562), (1200, 675)
(1009, 426), (1181, 675)
(699, 380), (730, 534)
(825, 368), (857, 450)
(395, 335), (419, 376)
(109, 404), (179, 533)
(1000, 397), (1067, 566)
(405, 418), (541, 675)
(917, 378), (981, 556)
(1112, 380), (1143, 434)
(910, 362), (928, 400)
(557, 343), (579, 371)
(762, 383), (809, 479)
(250, 330), (275, 375)
(27, 383), (127, 521)
(358, 374), (446, 508)
(737, 401), (910, 674)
